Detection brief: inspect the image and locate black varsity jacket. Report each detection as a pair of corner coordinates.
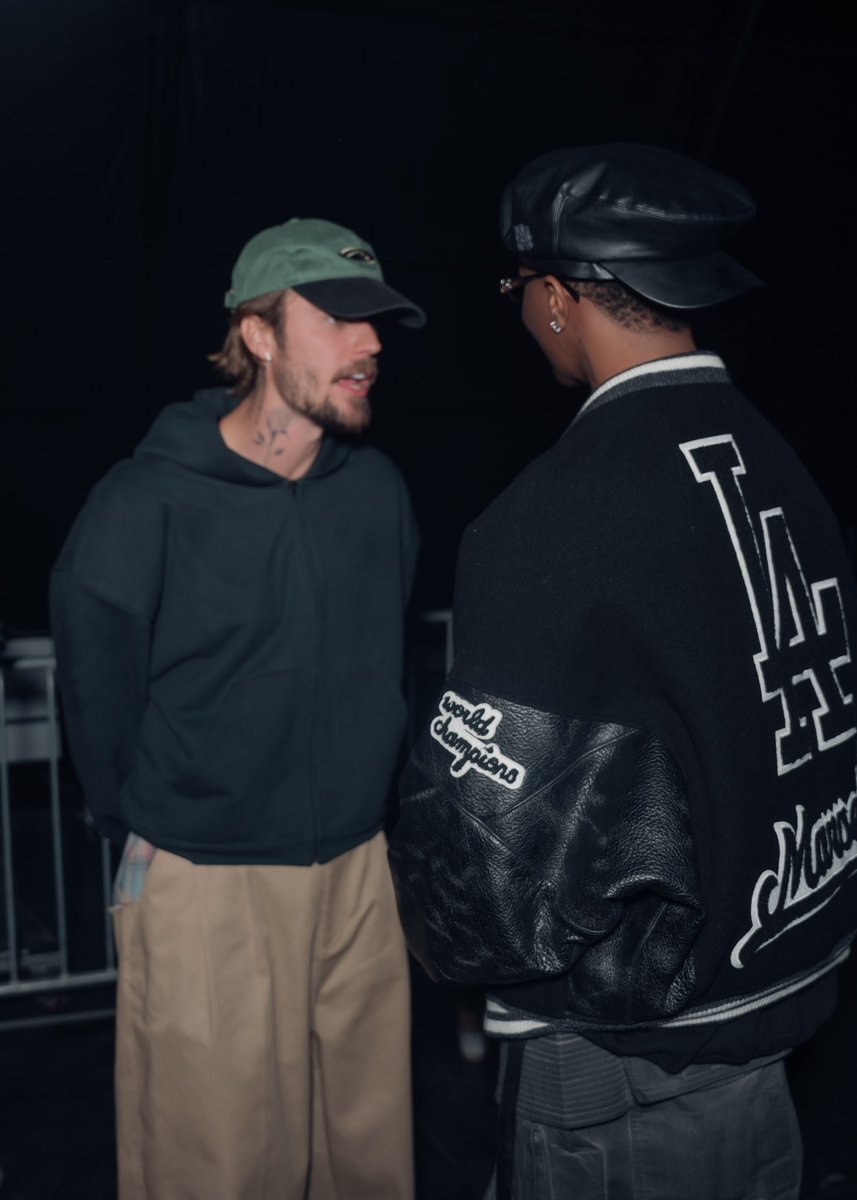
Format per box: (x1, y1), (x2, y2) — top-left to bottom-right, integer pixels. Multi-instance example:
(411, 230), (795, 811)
(389, 352), (857, 1070)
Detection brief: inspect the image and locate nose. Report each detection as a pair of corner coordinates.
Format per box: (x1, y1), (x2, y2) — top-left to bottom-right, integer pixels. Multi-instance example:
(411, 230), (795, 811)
(353, 319), (382, 357)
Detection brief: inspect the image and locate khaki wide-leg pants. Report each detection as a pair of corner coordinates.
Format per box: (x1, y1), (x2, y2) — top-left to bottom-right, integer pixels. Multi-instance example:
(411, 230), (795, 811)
(112, 831), (414, 1200)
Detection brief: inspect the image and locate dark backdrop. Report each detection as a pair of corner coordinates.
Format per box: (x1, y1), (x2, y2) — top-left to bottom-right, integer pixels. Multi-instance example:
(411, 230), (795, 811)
(1, 0), (854, 629)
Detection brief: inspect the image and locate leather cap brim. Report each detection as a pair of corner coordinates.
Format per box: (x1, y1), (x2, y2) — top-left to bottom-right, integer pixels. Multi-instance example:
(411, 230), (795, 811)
(608, 250), (764, 309)
(522, 249), (763, 310)
(293, 278), (426, 328)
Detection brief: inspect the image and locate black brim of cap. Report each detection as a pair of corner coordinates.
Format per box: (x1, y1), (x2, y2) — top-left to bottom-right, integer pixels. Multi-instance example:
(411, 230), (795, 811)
(604, 251), (763, 310)
(522, 249), (763, 310)
(293, 278), (426, 328)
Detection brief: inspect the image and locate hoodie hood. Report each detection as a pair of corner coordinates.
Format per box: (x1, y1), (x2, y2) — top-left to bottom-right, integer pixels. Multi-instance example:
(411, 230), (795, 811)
(135, 388), (351, 485)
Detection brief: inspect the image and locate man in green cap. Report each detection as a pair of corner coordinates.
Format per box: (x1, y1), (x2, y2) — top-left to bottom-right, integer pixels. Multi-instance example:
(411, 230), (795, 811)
(50, 218), (425, 1200)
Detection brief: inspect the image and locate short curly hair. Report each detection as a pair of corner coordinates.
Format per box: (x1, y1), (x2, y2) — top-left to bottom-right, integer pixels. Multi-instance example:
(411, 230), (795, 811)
(572, 280), (689, 332)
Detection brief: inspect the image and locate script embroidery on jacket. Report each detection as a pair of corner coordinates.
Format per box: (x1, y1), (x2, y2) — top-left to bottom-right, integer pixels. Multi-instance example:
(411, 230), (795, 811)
(430, 690), (526, 790)
(731, 772), (857, 966)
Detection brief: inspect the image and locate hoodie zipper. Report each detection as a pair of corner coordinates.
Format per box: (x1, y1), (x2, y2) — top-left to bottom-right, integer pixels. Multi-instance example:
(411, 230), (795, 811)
(290, 479), (322, 862)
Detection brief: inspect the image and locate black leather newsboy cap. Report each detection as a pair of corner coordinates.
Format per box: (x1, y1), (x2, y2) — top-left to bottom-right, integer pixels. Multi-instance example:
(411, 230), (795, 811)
(500, 143), (762, 309)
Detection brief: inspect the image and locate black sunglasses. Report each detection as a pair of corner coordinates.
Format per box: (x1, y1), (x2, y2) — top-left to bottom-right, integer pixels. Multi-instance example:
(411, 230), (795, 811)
(499, 272), (580, 303)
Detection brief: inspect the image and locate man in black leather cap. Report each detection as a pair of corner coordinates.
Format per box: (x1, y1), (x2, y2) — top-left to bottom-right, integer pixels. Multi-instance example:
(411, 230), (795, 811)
(389, 145), (857, 1199)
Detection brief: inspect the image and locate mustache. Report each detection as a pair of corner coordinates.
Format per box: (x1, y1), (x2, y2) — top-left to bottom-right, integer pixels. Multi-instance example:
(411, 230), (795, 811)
(333, 359), (379, 384)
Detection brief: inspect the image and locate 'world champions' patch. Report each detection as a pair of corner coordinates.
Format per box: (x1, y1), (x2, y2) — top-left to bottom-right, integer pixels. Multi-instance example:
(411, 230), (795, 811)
(430, 690), (526, 790)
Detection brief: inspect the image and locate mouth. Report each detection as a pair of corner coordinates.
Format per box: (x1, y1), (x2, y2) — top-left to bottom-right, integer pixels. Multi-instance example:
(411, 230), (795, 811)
(335, 369), (377, 399)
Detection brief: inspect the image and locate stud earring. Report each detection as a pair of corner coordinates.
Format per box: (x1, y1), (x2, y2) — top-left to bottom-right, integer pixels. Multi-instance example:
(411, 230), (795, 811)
(262, 352), (272, 363)
(549, 320), (563, 335)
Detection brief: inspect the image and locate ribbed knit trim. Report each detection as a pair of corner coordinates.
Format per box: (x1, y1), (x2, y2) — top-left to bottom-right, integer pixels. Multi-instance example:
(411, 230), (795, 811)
(483, 941), (851, 1040)
(571, 352), (729, 428)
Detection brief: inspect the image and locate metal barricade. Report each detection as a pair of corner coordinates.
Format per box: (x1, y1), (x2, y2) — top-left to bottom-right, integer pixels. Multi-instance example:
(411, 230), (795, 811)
(0, 637), (117, 1021)
(0, 615), (453, 1028)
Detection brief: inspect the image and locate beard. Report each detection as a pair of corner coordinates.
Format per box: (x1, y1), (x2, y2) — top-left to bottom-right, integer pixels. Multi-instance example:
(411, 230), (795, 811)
(272, 360), (372, 436)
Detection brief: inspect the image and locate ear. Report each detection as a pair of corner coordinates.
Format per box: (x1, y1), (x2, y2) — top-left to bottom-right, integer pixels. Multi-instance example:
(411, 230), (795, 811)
(544, 276), (577, 327)
(239, 314), (275, 360)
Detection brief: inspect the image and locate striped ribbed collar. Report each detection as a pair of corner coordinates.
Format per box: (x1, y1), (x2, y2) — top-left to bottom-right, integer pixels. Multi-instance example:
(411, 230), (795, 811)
(571, 351), (729, 428)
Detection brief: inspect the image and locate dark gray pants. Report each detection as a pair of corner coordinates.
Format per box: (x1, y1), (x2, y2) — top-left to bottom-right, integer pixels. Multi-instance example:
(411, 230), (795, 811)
(486, 1033), (802, 1200)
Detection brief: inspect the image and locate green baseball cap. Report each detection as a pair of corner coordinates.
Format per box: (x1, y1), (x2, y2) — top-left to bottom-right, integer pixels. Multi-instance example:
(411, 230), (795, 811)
(224, 217), (426, 328)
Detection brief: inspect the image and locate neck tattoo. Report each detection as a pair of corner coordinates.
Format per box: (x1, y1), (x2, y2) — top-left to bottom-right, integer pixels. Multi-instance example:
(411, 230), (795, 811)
(252, 407), (295, 463)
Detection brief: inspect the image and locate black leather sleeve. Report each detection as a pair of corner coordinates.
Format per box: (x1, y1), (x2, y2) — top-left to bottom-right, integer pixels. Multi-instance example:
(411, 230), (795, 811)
(388, 680), (705, 1022)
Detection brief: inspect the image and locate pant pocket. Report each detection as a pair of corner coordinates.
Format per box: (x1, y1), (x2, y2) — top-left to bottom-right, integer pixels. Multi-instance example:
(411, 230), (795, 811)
(110, 845), (162, 961)
(514, 1120), (606, 1200)
(629, 1060), (802, 1200)
(112, 834), (159, 907)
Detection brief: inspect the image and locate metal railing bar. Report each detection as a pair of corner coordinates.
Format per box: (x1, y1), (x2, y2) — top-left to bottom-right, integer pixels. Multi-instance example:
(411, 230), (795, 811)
(0, 949), (61, 973)
(0, 671), (20, 984)
(102, 837), (115, 969)
(0, 1006), (116, 1034)
(45, 667), (69, 977)
(0, 968), (117, 999)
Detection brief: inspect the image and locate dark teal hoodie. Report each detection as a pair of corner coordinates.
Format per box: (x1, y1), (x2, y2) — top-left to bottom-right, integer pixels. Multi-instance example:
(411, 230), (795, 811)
(50, 388), (419, 864)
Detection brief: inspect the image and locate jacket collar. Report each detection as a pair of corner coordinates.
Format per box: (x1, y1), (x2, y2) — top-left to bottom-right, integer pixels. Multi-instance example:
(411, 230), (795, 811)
(572, 351), (729, 427)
